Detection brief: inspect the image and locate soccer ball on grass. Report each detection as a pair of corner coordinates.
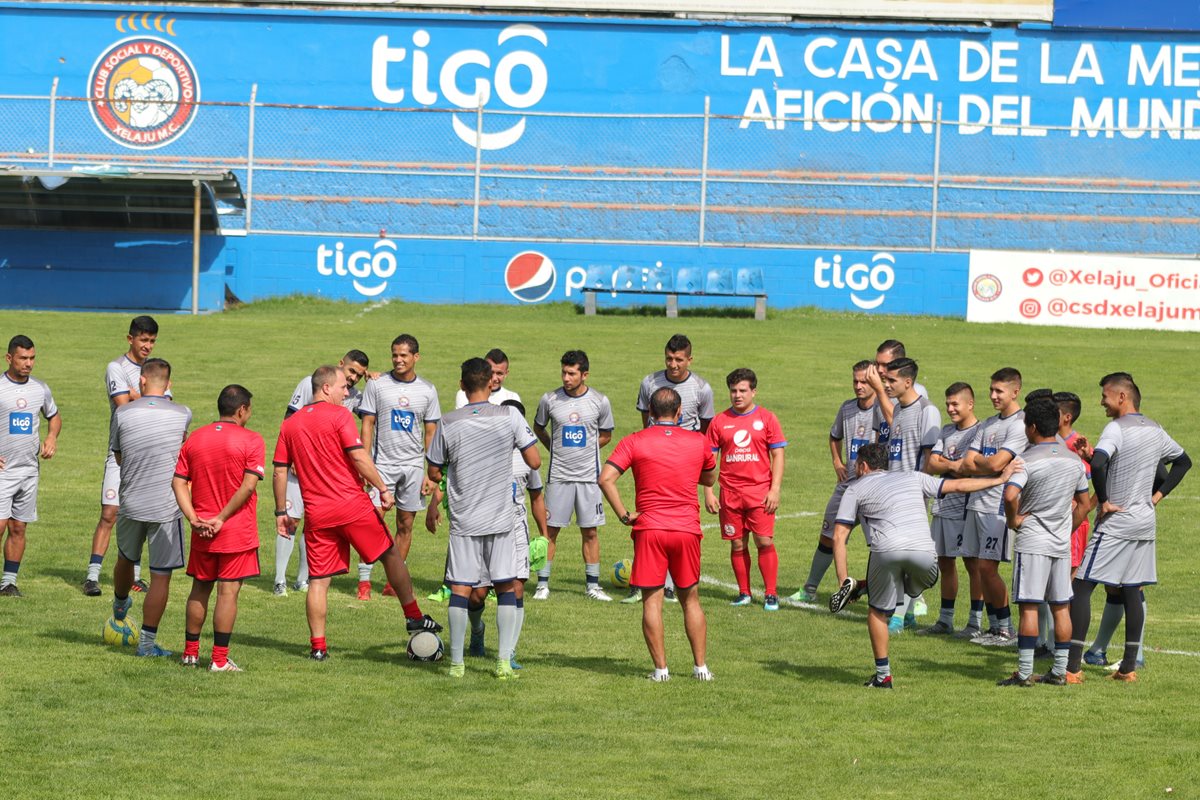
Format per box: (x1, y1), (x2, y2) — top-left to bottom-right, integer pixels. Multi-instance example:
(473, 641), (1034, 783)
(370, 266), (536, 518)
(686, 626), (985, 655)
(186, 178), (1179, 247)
(102, 616), (139, 647)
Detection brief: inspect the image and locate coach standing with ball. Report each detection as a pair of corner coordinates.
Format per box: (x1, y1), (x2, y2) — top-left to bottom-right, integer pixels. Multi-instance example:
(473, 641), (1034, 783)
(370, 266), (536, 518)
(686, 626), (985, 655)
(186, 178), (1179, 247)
(599, 387), (717, 682)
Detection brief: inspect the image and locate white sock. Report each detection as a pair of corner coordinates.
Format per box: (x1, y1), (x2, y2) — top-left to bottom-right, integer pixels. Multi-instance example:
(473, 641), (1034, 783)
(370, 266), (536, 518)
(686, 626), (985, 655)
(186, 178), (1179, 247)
(274, 535), (294, 584)
(296, 535), (309, 583)
(86, 561), (103, 582)
(358, 561), (373, 582)
(133, 563), (142, 582)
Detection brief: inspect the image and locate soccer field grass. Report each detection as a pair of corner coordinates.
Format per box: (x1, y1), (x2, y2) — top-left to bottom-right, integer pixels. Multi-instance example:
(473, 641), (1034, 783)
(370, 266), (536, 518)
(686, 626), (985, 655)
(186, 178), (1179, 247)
(0, 299), (1197, 799)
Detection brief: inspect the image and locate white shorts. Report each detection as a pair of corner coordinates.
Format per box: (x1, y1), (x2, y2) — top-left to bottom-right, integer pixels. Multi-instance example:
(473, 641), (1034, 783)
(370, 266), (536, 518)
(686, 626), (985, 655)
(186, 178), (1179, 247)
(866, 548), (939, 614)
(101, 451), (120, 505)
(116, 516), (185, 572)
(370, 464), (426, 513)
(0, 472), (38, 522)
(1012, 551), (1073, 604)
(445, 532), (518, 587)
(1079, 534), (1156, 587)
(285, 472), (304, 520)
(963, 510), (1010, 562)
(546, 482), (605, 529)
(931, 516), (966, 558)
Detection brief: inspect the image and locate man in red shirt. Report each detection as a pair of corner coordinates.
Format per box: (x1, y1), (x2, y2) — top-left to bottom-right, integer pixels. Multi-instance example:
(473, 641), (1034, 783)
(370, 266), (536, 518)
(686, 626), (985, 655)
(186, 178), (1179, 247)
(703, 368), (787, 611)
(273, 365), (440, 661)
(173, 384), (263, 672)
(599, 387), (717, 682)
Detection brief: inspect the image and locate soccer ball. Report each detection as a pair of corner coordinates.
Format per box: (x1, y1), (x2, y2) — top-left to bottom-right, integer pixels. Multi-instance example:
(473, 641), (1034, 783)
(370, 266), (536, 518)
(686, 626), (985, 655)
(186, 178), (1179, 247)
(612, 558), (633, 587)
(102, 616), (139, 647)
(407, 630), (444, 662)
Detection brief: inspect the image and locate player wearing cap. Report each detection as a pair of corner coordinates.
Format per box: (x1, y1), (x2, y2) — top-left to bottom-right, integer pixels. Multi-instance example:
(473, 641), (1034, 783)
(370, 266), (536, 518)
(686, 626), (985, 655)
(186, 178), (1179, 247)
(0, 335), (61, 597)
(1066, 373), (1191, 683)
(532, 350), (615, 602)
(274, 349), (370, 598)
(272, 365), (440, 661)
(828, 442), (1018, 688)
(172, 384), (263, 672)
(791, 360), (887, 605)
(920, 382), (981, 635)
(83, 315), (162, 597)
(107, 358), (192, 657)
(427, 358), (540, 680)
(703, 368), (786, 611)
(600, 387), (718, 682)
(359, 334), (441, 597)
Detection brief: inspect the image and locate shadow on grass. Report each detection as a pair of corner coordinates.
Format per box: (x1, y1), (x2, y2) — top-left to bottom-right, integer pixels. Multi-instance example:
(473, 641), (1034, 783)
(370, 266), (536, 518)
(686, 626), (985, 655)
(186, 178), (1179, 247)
(39, 566), (92, 592)
(902, 653), (1014, 681)
(537, 650), (644, 677)
(235, 631), (316, 658)
(760, 658), (865, 685)
(44, 627), (106, 648)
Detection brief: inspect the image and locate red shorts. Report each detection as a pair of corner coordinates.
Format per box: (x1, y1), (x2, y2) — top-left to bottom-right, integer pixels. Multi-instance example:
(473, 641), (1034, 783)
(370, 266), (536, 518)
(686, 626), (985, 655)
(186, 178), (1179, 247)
(630, 529), (701, 590)
(719, 496), (775, 539)
(306, 507), (393, 579)
(1070, 519), (1090, 569)
(187, 547), (260, 583)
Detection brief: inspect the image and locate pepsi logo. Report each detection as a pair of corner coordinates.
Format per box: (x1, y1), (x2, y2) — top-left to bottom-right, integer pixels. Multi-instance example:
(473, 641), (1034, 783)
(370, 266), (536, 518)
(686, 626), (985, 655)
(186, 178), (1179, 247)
(505, 251), (556, 303)
(733, 430), (752, 448)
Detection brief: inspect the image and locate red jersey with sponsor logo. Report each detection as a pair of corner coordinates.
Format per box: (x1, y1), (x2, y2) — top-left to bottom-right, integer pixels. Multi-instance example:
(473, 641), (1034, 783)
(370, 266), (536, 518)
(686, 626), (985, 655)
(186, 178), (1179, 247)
(174, 421), (265, 553)
(273, 402), (374, 529)
(706, 405), (787, 495)
(606, 424), (716, 535)
(1064, 430), (1092, 478)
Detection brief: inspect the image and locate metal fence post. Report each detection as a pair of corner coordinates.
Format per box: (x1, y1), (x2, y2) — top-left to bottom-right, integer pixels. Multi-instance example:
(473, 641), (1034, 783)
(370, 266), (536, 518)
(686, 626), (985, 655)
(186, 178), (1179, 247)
(245, 84), (257, 231)
(699, 96), (711, 246)
(930, 102), (943, 253)
(472, 105), (483, 239)
(47, 77), (59, 168)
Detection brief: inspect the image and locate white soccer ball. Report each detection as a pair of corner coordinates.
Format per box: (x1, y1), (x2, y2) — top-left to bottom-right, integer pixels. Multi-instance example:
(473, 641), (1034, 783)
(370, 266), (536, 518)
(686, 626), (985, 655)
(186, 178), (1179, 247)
(407, 630), (444, 662)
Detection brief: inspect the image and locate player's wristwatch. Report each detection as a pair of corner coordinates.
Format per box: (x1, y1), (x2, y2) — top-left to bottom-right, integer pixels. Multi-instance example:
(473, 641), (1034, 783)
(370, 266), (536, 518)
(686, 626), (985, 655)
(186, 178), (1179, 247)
(620, 512), (631, 525)
(275, 510), (288, 517)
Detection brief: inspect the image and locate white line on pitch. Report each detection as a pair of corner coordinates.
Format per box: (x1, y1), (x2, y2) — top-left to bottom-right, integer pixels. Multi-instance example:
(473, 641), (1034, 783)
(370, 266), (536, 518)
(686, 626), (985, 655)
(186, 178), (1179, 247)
(700, 510), (817, 532)
(698, 574), (826, 612)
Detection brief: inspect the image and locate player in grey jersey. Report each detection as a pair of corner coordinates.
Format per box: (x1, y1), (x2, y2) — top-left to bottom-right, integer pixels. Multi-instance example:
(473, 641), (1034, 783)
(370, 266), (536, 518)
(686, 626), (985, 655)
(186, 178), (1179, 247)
(792, 360), (885, 604)
(872, 339), (929, 406)
(533, 350), (615, 601)
(1066, 373), (1190, 683)
(827, 442), (1018, 688)
(107, 358), (192, 657)
(1000, 398), (1091, 686)
(0, 336), (61, 597)
(273, 349), (370, 598)
(84, 316), (161, 597)
(359, 334), (441, 596)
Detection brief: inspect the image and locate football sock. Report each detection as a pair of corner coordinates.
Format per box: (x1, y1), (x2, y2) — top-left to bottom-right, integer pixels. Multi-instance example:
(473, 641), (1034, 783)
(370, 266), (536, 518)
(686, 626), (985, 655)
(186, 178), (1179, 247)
(274, 534), (293, 584)
(985, 603), (998, 631)
(756, 544), (778, 595)
(296, 535), (310, 584)
(138, 624), (158, 653)
(893, 595), (911, 622)
(212, 631), (232, 667)
(537, 559), (553, 587)
(401, 600), (422, 621)
(133, 562), (142, 583)
(1, 559), (19, 587)
(1053, 641), (1070, 676)
(938, 598), (955, 627)
(358, 561), (373, 583)
(448, 594), (469, 665)
(513, 597), (525, 653)
(184, 633), (201, 659)
(1067, 578), (1096, 672)
(112, 593), (130, 620)
(969, 599), (984, 629)
(1037, 603), (1050, 647)
(585, 562), (600, 586)
(996, 606), (1013, 633)
(1088, 592), (1125, 654)
(1138, 591), (1147, 663)
(875, 657), (891, 680)
(310, 636), (327, 653)
(665, 572), (676, 591)
(1017, 635), (1036, 679)
(87, 554), (103, 583)
(496, 591), (517, 662)
(1120, 586), (1144, 673)
(468, 600), (485, 634)
(730, 548), (751, 594)
(804, 542), (834, 593)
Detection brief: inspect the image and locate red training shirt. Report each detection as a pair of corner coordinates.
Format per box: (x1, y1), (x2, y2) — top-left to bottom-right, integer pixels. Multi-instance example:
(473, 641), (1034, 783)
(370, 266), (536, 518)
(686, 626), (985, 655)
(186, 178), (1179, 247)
(174, 421), (265, 553)
(606, 424), (716, 535)
(706, 405), (787, 498)
(273, 402), (374, 529)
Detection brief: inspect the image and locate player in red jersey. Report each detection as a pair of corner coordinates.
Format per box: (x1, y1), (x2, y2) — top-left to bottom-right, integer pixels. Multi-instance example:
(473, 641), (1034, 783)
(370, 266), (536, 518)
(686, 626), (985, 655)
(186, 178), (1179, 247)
(172, 385), (263, 672)
(272, 365), (440, 660)
(702, 368), (787, 611)
(599, 387), (717, 682)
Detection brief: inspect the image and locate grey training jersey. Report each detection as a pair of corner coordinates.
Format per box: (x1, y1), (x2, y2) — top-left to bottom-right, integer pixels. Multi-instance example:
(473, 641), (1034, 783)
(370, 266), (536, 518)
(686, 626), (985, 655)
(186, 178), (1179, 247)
(427, 403), (537, 537)
(967, 409), (1027, 514)
(1093, 414), (1185, 541)
(830, 398), (885, 481)
(359, 374), (441, 470)
(109, 396), (192, 522)
(886, 396), (941, 473)
(455, 386), (525, 475)
(106, 355), (171, 413)
(636, 371), (715, 432)
(836, 470), (944, 552)
(535, 387), (615, 483)
(1006, 441), (1089, 557)
(930, 422), (980, 518)
(0, 374), (57, 477)
(288, 376), (363, 416)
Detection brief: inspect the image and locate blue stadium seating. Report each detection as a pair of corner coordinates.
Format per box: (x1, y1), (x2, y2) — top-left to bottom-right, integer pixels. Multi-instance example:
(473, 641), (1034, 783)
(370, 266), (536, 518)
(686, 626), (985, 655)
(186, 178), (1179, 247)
(705, 268), (735, 294)
(675, 267), (703, 294)
(736, 267), (765, 295)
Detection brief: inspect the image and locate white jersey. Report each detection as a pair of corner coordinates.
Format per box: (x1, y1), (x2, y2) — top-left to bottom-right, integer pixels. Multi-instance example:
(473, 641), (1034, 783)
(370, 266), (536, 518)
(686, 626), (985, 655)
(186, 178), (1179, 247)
(636, 371), (715, 432)
(1094, 414), (1185, 541)
(0, 373), (57, 477)
(359, 373), (441, 470)
(288, 375), (363, 416)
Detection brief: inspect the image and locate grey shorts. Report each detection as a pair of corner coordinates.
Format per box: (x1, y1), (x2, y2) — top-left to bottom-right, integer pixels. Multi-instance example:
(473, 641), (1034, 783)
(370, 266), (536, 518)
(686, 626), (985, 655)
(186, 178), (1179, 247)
(371, 463), (427, 513)
(866, 548), (939, 614)
(963, 509), (1010, 562)
(1079, 534), (1156, 587)
(546, 481), (605, 529)
(1012, 551), (1073, 604)
(116, 515), (185, 572)
(285, 472), (304, 520)
(101, 451), (120, 505)
(822, 482), (854, 538)
(931, 516), (966, 558)
(445, 531), (518, 587)
(0, 472), (38, 522)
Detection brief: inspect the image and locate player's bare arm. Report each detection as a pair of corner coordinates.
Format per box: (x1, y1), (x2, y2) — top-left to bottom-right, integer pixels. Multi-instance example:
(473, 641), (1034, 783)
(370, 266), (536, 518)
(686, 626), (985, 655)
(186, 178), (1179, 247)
(598, 430), (612, 448)
(1002, 484), (1025, 531)
(831, 521), (853, 584)
(924, 450), (962, 476)
(533, 421), (552, 450)
(830, 436), (848, 482)
(530, 488), (549, 538)
(703, 483), (720, 514)
(207, 472), (261, 535)
(865, 364), (894, 426)
(40, 413), (61, 459)
(424, 464), (444, 533)
(520, 442), (541, 471)
(1071, 489), (1092, 529)
(172, 476), (213, 537)
(420, 420), (439, 495)
(347, 448), (394, 512)
(272, 464), (296, 538)
(598, 463), (639, 526)
(360, 413), (376, 455)
(764, 447), (784, 513)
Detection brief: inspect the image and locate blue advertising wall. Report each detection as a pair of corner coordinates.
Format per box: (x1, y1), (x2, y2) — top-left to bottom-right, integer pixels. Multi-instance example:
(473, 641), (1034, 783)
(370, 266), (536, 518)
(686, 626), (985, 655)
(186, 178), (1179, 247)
(1, 2), (1198, 313)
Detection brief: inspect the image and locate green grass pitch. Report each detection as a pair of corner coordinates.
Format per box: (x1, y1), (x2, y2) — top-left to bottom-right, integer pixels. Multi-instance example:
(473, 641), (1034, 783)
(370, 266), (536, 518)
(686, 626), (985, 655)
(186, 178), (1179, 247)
(0, 299), (1197, 799)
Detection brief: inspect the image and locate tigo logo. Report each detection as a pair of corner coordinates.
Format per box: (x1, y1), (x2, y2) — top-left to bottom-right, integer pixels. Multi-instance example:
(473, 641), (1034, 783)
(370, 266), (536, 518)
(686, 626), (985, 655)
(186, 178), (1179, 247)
(316, 239), (398, 297)
(813, 252), (895, 310)
(9, 412), (33, 435)
(505, 251), (556, 302)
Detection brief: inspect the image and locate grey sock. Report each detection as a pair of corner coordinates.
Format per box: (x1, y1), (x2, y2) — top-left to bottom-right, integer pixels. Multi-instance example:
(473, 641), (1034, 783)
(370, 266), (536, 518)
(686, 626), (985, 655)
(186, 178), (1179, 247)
(537, 559), (553, 584)
(805, 546), (834, 593)
(496, 592), (517, 661)
(448, 601), (468, 665)
(1089, 593), (1124, 654)
(1018, 647), (1035, 680)
(468, 602), (485, 634)
(1053, 642), (1069, 676)
(274, 535), (294, 584)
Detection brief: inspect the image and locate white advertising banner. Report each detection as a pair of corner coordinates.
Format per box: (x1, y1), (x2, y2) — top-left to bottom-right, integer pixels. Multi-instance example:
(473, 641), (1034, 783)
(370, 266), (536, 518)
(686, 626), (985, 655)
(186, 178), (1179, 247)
(967, 250), (1200, 332)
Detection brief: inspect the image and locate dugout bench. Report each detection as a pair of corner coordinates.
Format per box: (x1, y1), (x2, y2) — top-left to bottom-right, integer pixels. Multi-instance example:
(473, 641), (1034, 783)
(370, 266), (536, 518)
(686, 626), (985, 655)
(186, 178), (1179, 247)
(581, 266), (767, 320)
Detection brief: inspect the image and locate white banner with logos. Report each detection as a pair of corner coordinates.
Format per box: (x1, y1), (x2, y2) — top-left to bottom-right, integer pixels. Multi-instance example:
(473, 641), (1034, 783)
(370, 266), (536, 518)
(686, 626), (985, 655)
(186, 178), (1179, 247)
(967, 250), (1200, 332)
